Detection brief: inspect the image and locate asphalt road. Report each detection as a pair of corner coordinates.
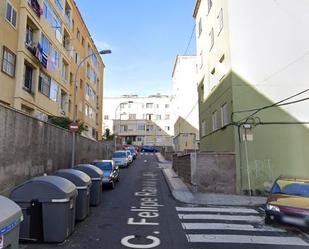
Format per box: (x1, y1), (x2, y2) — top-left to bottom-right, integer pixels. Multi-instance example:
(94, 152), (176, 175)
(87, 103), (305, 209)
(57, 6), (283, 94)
(22, 153), (309, 249)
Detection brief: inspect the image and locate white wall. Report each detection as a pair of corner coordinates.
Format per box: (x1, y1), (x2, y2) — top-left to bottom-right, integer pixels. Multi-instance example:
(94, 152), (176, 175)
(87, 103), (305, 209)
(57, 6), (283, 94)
(171, 56), (199, 133)
(228, 0), (309, 122)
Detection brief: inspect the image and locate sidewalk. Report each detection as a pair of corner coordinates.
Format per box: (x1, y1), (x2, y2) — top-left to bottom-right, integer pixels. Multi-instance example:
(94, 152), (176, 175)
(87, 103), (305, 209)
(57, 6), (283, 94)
(155, 153), (267, 207)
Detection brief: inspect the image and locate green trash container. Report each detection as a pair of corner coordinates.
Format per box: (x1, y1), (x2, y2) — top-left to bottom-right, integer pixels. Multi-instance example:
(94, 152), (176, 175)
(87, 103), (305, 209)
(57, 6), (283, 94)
(0, 195), (23, 249)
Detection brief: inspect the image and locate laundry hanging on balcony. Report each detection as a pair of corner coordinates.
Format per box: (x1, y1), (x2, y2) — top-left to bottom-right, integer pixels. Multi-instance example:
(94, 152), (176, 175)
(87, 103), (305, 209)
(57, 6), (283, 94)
(27, 0), (42, 17)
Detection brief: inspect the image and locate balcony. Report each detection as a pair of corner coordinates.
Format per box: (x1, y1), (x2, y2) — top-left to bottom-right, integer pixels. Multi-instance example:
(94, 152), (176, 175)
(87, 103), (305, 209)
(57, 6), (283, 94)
(27, 0), (41, 18)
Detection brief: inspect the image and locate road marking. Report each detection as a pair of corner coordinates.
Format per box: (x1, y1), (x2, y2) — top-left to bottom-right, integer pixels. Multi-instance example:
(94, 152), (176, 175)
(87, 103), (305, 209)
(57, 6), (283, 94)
(141, 153), (144, 155)
(144, 160), (147, 163)
(176, 207), (258, 214)
(145, 153), (149, 155)
(178, 214), (263, 223)
(181, 223), (286, 232)
(185, 234), (309, 246)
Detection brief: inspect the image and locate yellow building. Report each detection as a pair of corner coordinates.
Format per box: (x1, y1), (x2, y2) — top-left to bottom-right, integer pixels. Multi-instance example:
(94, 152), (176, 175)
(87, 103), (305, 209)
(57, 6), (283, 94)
(174, 116), (198, 152)
(0, 0), (105, 140)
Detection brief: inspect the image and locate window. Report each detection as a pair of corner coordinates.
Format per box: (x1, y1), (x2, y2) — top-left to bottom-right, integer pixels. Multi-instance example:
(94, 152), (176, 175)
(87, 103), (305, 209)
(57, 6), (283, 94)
(201, 120), (206, 137)
(217, 8), (223, 35)
(165, 114), (170, 120)
(85, 85), (96, 101)
(61, 60), (69, 82)
(129, 114), (136, 120)
(81, 37), (85, 47)
(146, 125), (154, 131)
(80, 79), (83, 88)
(146, 114), (152, 120)
(198, 18), (202, 37)
(42, 0), (62, 35)
(54, 0), (64, 13)
(146, 103), (153, 108)
(165, 104), (169, 108)
(25, 25), (33, 47)
(60, 90), (68, 113)
(165, 126), (170, 131)
(5, 1), (17, 27)
(23, 63), (33, 92)
(75, 52), (79, 64)
(207, 0), (213, 14)
(156, 115), (161, 120)
(137, 124), (145, 131)
(39, 71), (51, 96)
(76, 29), (80, 40)
(221, 103), (228, 127)
(212, 111), (218, 131)
(104, 115), (109, 120)
(209, 28), (214, 51)
(120, 125), (128, 132)
(50, 80), (59, 102)
(2, 47), (16, 77)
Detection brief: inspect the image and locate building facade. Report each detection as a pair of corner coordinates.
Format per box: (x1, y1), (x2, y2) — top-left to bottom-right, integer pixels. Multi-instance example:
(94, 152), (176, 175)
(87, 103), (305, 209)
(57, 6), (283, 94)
(171, 55), (199, 152)
(194, 0), (309, 194)
(103, 94), (173, 146)
(0, 0), (105, 140)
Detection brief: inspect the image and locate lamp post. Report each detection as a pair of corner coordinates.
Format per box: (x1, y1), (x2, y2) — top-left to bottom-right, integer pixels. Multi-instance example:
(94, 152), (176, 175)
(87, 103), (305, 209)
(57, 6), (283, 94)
(71, 49), (112, 167)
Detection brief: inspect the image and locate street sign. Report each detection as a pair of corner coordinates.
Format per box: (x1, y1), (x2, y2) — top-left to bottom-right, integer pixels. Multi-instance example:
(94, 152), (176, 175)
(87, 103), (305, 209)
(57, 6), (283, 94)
(69, 122), (79, 133)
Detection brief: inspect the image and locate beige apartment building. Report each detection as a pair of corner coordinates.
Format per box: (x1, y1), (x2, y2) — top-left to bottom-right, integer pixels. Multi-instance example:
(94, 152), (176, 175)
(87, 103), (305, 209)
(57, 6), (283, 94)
(0, 0), (105, 140)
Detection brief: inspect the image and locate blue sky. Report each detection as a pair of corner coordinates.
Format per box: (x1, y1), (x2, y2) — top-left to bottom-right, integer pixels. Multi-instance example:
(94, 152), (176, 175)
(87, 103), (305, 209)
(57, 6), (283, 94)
(75, 0), (196, 97)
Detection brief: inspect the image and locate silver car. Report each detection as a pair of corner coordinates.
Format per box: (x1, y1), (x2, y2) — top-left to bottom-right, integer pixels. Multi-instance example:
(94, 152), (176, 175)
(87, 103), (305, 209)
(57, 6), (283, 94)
(112, 150), (129, 168)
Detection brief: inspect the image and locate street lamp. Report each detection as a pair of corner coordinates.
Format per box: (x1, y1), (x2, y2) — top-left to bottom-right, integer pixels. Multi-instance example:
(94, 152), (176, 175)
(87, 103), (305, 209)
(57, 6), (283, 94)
(71, 49), (112, 167)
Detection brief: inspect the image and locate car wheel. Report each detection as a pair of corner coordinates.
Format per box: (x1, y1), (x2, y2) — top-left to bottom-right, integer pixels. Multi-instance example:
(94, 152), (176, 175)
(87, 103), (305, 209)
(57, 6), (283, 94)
(110, 181), (115, 189)
(116, 176), (120, 182)
(265, 214), (272, 225)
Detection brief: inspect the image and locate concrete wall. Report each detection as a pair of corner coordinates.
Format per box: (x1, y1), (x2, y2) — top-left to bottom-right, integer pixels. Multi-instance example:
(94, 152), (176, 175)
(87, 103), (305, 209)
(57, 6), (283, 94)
(0, 105), (113, 196)
(192, 152), (236, 194)
(172, 151), (236, 194)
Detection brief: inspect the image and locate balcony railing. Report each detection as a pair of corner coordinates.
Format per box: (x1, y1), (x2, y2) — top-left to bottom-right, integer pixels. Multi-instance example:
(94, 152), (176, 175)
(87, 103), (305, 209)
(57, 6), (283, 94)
(27, 0), (41, 18)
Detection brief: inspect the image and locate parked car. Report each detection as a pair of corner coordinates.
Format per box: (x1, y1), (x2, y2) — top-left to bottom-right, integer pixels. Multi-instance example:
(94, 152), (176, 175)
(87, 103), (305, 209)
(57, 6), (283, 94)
(126, 150), (133, 164)
(265, 176), (309, 228)
(127, 147), (137, 160)
(141, 145), (159, 153)
(112, 150), (129, 168)
(91, 160), (119, 189)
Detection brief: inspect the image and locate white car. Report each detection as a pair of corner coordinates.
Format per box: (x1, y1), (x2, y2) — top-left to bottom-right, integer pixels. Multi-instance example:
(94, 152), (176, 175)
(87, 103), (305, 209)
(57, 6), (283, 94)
(112, 150), (129, 168)
(126, 150), (133, 164)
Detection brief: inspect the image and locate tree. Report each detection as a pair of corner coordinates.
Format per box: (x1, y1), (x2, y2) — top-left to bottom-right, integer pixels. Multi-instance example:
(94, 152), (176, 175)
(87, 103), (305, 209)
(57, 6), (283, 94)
(48, 116), (86, 134)
(103, 128), (115, 140)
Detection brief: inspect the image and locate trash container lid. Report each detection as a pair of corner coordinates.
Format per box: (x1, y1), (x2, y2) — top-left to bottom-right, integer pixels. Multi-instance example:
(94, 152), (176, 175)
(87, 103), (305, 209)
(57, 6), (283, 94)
(0, 196), (22, 236)
(10, 176), (78, 203)
(55, 169), (92, 189)
(73, 164), (103, 180)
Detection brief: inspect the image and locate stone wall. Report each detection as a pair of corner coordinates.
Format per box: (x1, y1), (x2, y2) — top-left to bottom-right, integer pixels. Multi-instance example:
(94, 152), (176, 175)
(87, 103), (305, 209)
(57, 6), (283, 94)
(0, 105), (114, 196)
(172, 154), (191, 184)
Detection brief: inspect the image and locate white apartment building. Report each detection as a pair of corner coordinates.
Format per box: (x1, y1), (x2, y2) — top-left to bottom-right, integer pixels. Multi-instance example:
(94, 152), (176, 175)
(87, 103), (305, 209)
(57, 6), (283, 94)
(171, 55), (199, 151)
(103, 94), (173, 146)
(194, 0), (309, 192)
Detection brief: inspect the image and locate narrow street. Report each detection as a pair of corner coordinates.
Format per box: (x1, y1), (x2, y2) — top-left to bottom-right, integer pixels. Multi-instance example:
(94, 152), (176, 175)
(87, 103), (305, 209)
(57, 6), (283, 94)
(23, 154), (308, 249)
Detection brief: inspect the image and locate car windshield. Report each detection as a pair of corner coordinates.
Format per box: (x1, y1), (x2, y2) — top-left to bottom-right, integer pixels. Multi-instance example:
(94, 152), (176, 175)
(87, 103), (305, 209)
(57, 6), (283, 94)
(127, 151), (131, 155)
(271, 179), (309, 197)
(128, 148), (135, 153)
(93, 161), (112, 171)
(113, 152), (126, 158)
